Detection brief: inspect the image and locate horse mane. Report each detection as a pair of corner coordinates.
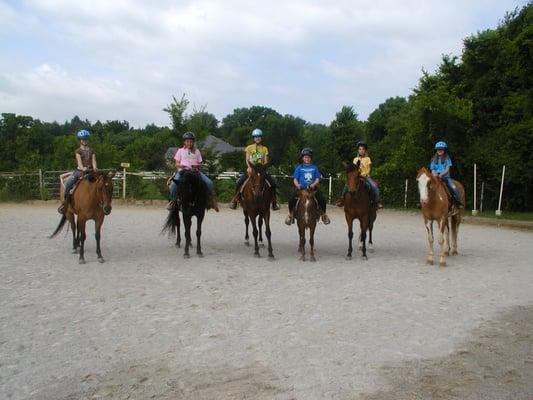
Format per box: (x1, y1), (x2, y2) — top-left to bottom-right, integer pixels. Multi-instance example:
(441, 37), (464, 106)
(178, 170), (208, 210)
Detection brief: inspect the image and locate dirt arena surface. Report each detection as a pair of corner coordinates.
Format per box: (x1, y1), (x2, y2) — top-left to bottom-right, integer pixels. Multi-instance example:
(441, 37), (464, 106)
(1, 203), (532, 399)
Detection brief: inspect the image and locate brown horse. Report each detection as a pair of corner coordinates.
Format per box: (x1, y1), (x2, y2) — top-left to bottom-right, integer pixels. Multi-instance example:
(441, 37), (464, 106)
(295, 189), (320, 261)
(51, 171), (115, 264)
(416, 167), (465, 266)
(342, 161), (372, 260)
(240, 163), (274, 258)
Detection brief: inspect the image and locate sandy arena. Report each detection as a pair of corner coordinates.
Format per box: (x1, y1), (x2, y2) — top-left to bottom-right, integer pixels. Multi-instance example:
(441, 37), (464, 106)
(1, 203), (532, 399)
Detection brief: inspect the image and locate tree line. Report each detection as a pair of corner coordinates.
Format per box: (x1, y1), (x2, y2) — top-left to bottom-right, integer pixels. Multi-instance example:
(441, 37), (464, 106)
(1, 4), (531, 210)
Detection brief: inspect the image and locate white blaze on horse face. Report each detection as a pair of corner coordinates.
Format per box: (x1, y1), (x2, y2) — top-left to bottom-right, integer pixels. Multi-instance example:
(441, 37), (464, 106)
(305, 199), (309, 225)
(418, 174), (430, 203)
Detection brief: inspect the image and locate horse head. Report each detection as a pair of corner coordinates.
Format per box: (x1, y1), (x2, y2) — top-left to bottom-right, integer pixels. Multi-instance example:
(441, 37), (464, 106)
(178, 169), (206, 212)
(343, 160), (362, 195)
(96, 171), (115, 215)
(416, 166), (435, 205)
(249, 163), (268, 202)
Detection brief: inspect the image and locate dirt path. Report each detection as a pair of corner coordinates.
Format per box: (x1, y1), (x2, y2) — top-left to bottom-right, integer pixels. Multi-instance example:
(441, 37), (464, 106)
(1, 204), (532, 399)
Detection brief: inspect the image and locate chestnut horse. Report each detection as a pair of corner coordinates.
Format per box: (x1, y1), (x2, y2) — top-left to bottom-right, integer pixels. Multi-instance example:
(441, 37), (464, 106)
(342, 161), (372, 260)
(50, 171), (115, 264)
(416, 167), (465, 266)
(295, 189), (320, 261)
(240, 163), (274, 258)
(162, 169), (208, 258)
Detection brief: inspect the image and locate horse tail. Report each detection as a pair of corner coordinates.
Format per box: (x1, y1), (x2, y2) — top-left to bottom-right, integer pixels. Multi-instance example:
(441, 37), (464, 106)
(49, 214), (67, 238)
(161, 208), (178, 236)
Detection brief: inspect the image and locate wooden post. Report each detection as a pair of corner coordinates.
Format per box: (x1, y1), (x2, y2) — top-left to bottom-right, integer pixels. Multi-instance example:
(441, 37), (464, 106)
(480, 181), (485, 212)
(328, 175), (332, 204)
(404, 179), (408, 208)
(39, 169), (44, 200)
(120, 162), (130, 200)
(496, 165), (505, 216)
(472, 163), (478, 215)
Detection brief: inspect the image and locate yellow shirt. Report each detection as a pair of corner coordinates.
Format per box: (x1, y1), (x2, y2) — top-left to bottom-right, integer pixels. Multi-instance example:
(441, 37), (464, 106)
(353, 156), (372, 177)
(245, 144), (269, 165)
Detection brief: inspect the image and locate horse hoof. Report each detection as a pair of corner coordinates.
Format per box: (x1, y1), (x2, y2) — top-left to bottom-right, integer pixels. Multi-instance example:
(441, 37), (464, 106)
(79, 259), (86, 265)
(362, 255), (368, 260)
(439, 261), (446, 267)
(175, 243), (181, 248)
(310, 256), (316, 262)
(267, 255), (274, 261)
(426, 259), (434, 265)
(345, 256), (352, 261)
(299, 255), (306, 261)
(451, 250), (458, 256)
(445, 251), (450, 256)
(98, 257), (105, 263)
(197, 252), (204, 258)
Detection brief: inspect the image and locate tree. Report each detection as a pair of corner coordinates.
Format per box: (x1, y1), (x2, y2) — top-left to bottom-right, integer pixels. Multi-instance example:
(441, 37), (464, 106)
(163, 94), (189, 135)
(330, 106), (364, 162)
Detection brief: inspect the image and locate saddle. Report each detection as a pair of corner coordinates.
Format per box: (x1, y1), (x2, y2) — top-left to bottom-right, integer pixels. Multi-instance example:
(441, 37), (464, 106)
(438, 178), (461, 216)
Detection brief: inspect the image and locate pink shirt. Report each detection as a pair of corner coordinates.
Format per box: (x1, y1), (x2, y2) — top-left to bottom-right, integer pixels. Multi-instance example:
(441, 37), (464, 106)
(174, 147), (202, 170)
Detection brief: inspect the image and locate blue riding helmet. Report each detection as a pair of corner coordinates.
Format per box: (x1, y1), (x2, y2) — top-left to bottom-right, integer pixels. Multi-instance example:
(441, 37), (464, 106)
(77, 129), (91, 139)
(434, 141), (447, 150)
(182, 131), (196, 141)
(301, 147), (313, 157)
(251, 128), (263, 137)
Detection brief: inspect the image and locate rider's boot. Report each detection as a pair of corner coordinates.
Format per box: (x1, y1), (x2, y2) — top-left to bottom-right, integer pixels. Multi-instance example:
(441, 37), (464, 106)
(271, 194), (280, 211)
(321, 212), (331, 225)
(336, 197), (344, 207)
(166, 200), (176, 211)
(58, 195), (70, 214)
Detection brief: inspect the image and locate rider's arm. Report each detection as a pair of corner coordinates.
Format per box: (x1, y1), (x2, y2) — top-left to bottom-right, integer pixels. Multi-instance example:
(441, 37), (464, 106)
(293, 178), (301, 189)
(75, 153), (84, 170)
(439, 166), (450, 178)
(309, 177), (320, 189)
(91, 153), (98, 170)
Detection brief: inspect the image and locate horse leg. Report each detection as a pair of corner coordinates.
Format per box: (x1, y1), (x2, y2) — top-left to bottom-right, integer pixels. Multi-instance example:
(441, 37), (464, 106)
(244, 213), (250, 246)
(251, 216), (260, 257)
(184, 215), (192, 258)
(258, 215), (264, 248)
(70, 215), (78, 253)
(309, 224), (316, 262)
(78, 218), (87, 264)
(359, 216), (368, 260)
(451, 215), (459, 255)
(346, 216), (354, 260)
(95, 216), (105, 263)
(368, 221), (374, 253)
(438, 218), (448, 267)
(196, 213), (204, 257)
(264, 211), (274, 259)
(425, 219), (434, 265)
(176, 210), (181, 248)
(298, 224), (306, 261)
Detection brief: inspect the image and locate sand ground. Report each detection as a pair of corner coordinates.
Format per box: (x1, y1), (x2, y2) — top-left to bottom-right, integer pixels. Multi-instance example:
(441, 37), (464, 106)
(1, 204), (532, 399)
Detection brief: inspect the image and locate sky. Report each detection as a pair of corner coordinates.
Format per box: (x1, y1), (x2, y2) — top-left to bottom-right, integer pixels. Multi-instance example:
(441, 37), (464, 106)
(0, 0), (528, 128)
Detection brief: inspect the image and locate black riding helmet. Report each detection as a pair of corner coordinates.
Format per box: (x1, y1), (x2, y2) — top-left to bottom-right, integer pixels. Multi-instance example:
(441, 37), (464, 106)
(356, 141), (367, 149)
(301, 147), (313, 157)
(182, 131), (196, 141)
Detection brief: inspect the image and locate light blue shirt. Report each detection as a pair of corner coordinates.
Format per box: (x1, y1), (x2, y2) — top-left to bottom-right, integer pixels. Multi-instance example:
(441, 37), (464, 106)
(293, 163), (321, 188)
(430, 156), (452, 178)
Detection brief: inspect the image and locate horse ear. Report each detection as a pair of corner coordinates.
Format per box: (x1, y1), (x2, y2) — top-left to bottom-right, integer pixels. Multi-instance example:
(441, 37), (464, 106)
(355, 160), (361, 170)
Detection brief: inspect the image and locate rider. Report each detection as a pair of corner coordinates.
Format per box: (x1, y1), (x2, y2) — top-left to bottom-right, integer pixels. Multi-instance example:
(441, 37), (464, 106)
(229, 128), (280, 210)
(285, 148), (331, 225)
(336, 141), (382, 208)
(430, 140), (464, 210)
(167, 131), (219, 212)
(58, 129), (97, 214)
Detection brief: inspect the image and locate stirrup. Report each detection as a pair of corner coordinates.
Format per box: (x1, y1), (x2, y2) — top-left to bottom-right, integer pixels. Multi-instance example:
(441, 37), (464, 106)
(336, 198), (344, 207)
(272, 202), (280, 211)
(285, 214), (294, 225)
(166, 200), (176, 211)
(321, 213), (331, 225)
(57, 204), (65, 214)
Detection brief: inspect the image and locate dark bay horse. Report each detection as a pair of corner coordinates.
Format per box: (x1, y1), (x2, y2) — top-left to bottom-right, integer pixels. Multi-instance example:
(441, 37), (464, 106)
(295, 189), (320, 261)
(50, 171), (115, 264)
(162, 169), (207, 258)
(416, 167), (465, 266)
(240, 163), (274, 258)
(342, 161), (372, 260)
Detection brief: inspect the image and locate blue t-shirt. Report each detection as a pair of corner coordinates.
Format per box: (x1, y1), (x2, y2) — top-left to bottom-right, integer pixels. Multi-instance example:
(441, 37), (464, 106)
(293, 163), (321, 189)
(430, 156), (452, 178)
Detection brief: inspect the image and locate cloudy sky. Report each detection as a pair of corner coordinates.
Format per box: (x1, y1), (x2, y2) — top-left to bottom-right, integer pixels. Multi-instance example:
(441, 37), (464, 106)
(0, 0), (527, 127)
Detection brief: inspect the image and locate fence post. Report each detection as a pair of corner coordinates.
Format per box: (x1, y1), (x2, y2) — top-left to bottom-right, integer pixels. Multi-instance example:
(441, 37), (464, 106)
(39, 169), (44, 200)
(328, 175), (332, 204)
(404, 179), (408, 208)
(496, 165), (505, 216)
(123, 168), (127, 199)
(472, 163), (478, 215)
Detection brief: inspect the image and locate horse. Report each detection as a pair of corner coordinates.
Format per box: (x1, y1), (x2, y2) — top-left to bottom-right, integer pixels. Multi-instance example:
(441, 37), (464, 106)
(416, 166), (465, 266)
(240, 163), (274, 258)
(50, 171), (115, 264)
(342, 161), (372, 260)
(294, 189), (320, 261)
(162, 169), (208, 258)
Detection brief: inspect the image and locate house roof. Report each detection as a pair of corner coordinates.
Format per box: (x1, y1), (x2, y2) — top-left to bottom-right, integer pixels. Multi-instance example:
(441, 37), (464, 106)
(165, 134), (244, 160)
